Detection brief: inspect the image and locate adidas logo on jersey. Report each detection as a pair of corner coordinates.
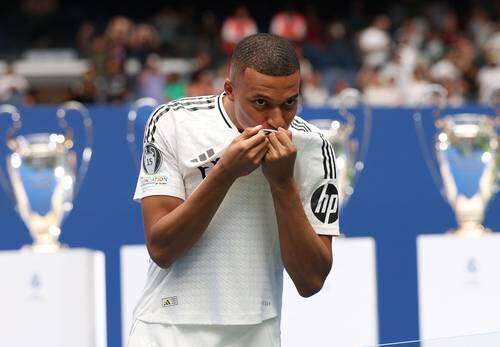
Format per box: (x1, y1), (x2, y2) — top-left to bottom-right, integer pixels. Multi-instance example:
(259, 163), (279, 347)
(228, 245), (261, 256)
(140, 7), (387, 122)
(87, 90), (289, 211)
(190, 148), (216, 164)
(162, 296), (178, 307)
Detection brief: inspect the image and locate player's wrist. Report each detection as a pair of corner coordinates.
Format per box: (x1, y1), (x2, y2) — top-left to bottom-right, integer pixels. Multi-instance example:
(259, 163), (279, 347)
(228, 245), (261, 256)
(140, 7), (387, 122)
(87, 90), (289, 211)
(269, 177), (296, 192)
(212, 160), (238, 184)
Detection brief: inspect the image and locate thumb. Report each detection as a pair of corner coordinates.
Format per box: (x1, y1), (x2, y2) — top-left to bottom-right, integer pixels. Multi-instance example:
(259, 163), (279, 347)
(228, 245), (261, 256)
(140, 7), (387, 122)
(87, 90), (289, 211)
(278, 127), (292, 140)
(241, 124), (263, 139)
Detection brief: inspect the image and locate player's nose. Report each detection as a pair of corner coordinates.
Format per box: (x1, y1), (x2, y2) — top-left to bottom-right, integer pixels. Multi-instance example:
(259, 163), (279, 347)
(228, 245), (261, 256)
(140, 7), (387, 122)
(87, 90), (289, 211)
(266, 108), (286, 129)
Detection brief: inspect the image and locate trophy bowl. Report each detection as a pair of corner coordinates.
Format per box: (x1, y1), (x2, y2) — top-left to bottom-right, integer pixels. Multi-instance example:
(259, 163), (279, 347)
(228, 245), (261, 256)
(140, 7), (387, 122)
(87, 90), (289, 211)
(127, 97), (159, 167)
(308, 88), (372, 209)
(0, 102), (93, 252)
(414, 85), (499, 237)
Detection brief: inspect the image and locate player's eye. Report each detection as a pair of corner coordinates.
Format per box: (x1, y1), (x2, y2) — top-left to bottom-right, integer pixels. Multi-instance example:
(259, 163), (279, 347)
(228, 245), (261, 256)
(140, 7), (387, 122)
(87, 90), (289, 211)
(254, 98), (267, 107)
(284, 98), (297, 107)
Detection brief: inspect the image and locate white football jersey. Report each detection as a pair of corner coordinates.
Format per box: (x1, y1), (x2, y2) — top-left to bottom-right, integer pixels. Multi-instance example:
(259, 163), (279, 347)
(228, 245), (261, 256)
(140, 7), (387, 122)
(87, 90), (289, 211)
(133, 93), (339, 325)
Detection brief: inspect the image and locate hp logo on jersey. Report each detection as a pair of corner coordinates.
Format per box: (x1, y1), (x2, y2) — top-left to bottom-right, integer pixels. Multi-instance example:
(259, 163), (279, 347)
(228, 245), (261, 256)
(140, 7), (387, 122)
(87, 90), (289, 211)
(311, 183), (339, 224)
(143, 143), (162, 175)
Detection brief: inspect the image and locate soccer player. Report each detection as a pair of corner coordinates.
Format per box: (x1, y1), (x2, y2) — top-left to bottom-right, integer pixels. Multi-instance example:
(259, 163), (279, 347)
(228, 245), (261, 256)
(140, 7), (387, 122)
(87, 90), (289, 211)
(130, 33), (339, 346)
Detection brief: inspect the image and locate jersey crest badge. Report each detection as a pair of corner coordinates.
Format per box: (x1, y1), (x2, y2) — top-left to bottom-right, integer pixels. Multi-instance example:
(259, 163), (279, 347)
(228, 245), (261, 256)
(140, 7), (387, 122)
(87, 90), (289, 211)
(143, 143), (162, 175)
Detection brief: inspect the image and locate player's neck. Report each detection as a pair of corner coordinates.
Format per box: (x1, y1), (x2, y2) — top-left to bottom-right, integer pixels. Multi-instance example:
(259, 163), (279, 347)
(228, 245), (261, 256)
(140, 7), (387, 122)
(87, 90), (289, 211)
(222, 94), (243, 131)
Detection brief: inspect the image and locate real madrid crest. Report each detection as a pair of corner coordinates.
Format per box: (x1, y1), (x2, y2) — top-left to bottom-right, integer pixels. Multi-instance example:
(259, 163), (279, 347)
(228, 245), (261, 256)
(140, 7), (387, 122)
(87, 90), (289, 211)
(143, 143), (162, 175)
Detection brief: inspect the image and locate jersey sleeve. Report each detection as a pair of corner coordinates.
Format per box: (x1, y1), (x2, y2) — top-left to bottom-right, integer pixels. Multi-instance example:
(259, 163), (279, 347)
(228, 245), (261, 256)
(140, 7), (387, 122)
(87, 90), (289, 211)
(133, 106), (186, 202)
(294, 129), (340, 236)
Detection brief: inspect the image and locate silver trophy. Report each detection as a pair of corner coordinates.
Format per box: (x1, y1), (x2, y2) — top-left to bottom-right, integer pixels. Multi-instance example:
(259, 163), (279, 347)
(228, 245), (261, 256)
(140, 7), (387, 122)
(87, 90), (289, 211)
(309, 88), (372, 208)
(0, 102), (93, 251)
(414, 85), (499, 237)
(127, 97), (159, 167)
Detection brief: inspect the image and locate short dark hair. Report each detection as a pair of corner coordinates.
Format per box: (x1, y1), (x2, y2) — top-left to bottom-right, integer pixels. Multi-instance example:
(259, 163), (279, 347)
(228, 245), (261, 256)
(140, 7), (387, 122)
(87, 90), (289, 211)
(230, 33), (300, 79)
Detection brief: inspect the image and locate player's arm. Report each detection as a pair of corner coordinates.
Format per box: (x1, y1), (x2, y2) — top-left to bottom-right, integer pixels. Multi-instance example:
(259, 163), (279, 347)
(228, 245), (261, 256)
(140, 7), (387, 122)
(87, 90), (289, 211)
(263, 128), (333, 297)
(142, 125), (269, 269)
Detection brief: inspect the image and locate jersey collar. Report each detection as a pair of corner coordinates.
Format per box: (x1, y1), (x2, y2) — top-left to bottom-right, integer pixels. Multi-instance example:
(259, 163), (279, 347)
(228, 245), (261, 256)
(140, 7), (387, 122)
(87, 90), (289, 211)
(217, 93), (239, 132)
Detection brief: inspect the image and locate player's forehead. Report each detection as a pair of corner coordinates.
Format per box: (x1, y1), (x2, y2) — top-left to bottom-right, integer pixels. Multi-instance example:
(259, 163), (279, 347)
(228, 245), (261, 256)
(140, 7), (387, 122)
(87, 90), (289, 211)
(240, 67), (300, 100)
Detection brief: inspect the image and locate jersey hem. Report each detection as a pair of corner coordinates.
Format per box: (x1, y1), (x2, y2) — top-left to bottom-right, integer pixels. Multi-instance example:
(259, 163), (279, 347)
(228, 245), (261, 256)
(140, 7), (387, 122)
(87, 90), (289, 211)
(133, 187), (186, 202)
(135, 310), (279, 326)
(313, 224), (340, 236)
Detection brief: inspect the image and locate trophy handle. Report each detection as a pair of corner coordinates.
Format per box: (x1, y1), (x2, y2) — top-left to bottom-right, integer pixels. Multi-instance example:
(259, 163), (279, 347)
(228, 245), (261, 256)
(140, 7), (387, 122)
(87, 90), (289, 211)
(413, 84), (449, 195)
(127, 97), (159, 167)
(337, 88), (358, 127)
(492, 87), (500, 185)
(337, 88), (372, 177)
(309, 89), (372, 211)
(56, 101), (93, 198)
(491, 87), (500, 119)
(0, 104), (22, 201)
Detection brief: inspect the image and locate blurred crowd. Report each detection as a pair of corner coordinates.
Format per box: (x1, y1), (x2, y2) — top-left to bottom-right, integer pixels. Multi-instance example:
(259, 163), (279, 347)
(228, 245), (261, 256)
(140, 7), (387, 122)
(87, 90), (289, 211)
(0, 1), (499, 106)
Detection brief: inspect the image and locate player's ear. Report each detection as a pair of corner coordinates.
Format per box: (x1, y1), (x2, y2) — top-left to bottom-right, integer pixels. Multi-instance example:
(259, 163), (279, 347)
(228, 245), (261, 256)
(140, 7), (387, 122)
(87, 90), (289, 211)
(224, 78), (235, 101)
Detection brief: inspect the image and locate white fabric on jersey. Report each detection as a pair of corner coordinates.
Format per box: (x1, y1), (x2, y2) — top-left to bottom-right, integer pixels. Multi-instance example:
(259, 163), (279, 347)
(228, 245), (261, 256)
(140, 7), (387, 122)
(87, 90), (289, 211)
(133, 93), (339, 325)
(127, 316), (281, 347)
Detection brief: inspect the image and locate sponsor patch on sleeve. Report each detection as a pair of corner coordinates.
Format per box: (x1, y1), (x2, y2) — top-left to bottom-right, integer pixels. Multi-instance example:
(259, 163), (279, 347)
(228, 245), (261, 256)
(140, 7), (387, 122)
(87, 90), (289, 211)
(310, 183), (339, 224)
(140, 175), (168, 191)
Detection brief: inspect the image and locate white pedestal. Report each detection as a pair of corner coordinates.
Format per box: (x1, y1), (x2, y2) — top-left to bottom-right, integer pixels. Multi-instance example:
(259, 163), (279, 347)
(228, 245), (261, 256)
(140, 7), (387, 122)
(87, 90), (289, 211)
(120, 245), (150, 346)
(120, 239), (379, 347)
(0, 248), (106, 347)
(281, 237), (379, 347)
(418, 234), (500, 340)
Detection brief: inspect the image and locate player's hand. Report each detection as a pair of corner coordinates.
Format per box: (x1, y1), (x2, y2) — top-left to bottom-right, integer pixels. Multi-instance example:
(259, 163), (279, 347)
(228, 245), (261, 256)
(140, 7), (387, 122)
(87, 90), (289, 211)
(262, 127), (296, 187)
(217, 125), (270, 180)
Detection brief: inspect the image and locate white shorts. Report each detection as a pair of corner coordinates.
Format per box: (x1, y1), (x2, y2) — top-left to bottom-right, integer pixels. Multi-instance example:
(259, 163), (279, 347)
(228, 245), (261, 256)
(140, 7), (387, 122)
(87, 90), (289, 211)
(127, 317), (281, 347)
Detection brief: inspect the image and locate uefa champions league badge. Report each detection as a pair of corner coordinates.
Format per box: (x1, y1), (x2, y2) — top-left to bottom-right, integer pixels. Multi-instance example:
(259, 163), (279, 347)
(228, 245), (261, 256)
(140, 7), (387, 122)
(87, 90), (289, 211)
(143, 143), (162, 175)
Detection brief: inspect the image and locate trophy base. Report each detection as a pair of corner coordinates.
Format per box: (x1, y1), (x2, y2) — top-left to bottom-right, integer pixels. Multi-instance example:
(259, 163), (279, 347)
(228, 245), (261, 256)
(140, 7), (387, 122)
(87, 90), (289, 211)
(22, 242), (67, 253)
(448, 225), (492, 238)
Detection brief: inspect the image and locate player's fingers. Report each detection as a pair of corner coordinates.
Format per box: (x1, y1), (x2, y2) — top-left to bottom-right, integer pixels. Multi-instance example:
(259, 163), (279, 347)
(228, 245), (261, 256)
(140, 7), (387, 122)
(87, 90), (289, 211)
(240, 125), (263, 139)
(243, 130), (268, 149)
(255, 143), (270, 163)
(267, 132), (286, 153)
(277, 127), (293, 147)
(248, 137), (269, 157)
(274, 128), (296, 158)
(265, 141), (278, 159)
